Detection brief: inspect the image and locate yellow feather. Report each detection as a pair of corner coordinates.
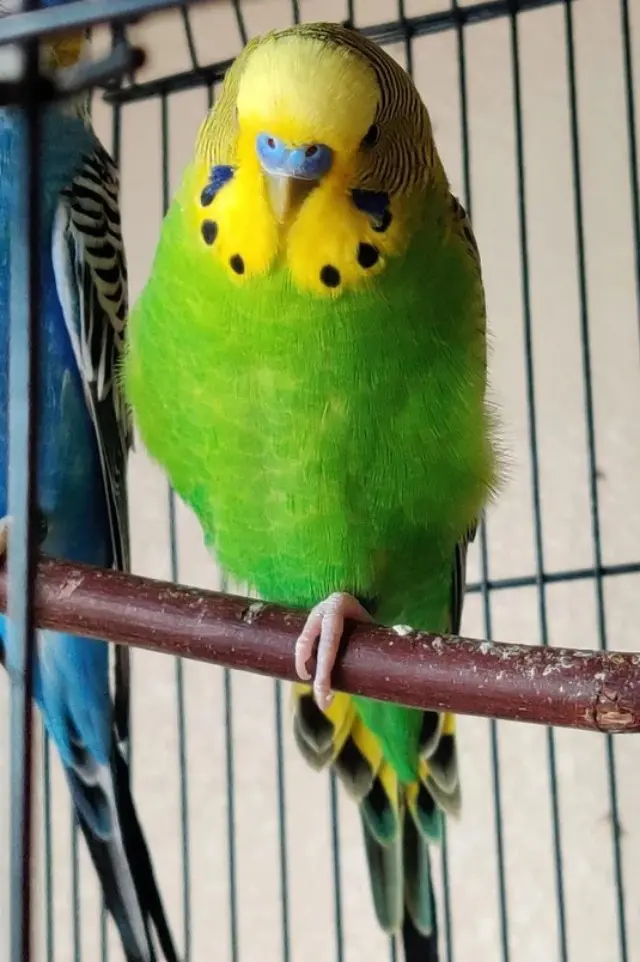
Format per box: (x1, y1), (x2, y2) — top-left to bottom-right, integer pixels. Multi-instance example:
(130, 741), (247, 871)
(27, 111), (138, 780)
(350, 716), (384, 780)
(189, 23), (434, 296)
(286, 180), (406, 296)
(291, 684), (355, 761)
(185, 141), (410, 295)
(236, 34), (379, 156)
(378, 759), (400, 814)
(321, 691), (357, 756)
(442, 712), (456, 737)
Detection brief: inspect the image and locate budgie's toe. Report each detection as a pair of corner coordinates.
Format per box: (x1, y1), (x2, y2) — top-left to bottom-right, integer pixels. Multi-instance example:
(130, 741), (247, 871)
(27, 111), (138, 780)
(0, 512), (47, 564)
(295, 592), (373, 710)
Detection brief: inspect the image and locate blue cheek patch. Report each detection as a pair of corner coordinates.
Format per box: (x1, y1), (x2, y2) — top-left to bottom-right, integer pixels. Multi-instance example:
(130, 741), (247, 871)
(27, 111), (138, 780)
(351, 189), (393, 233)
(200, 165), (236, 207)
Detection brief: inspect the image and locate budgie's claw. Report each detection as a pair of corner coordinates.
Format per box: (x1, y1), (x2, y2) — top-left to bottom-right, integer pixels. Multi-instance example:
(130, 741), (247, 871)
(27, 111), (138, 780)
(295, 592), (373, 710)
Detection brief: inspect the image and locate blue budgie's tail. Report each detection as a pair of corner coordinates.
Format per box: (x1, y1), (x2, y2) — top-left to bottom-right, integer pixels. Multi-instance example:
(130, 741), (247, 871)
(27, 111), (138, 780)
(65, 725), (180, 962)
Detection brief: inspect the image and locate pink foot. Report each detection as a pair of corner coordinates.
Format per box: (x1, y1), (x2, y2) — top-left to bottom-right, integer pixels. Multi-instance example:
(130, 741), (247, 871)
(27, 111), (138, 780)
(295, 592), (373, 710)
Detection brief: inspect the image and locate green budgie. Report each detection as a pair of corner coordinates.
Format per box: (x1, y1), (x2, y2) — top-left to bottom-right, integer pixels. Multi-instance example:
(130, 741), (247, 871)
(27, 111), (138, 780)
(124, 22), (500, 962)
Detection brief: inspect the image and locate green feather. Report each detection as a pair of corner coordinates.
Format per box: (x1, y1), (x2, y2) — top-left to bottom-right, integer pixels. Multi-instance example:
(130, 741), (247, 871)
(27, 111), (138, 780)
(125, 37), (499, 943)
(126, 174), (495, 609)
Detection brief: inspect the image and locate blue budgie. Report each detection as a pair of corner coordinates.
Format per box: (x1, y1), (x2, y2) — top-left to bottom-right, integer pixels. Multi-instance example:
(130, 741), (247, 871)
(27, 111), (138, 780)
(0, 21), (179, 962)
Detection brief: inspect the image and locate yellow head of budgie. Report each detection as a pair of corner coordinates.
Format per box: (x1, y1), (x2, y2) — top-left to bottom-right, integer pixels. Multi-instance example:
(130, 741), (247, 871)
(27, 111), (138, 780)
(191, 22), (448, 294)
(0, 1), (86, 84)
(45, 30), (86, 71)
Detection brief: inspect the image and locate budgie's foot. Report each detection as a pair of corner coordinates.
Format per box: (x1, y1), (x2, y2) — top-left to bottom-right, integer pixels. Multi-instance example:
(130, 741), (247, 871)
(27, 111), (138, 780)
(0, 512), (47, 565)
(295, 592), (373, 709)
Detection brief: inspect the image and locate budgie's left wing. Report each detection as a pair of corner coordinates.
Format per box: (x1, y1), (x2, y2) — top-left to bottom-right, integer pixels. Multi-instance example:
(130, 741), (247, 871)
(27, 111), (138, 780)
(449, 192), (487, 369)
(51, 140), (132, 742)
(450, 521), (477, 635)
(448, 193), (485, 629)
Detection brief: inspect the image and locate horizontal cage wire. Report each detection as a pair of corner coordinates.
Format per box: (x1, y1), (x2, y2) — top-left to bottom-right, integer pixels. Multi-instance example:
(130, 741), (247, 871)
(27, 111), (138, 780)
(1, 1), (639, 962)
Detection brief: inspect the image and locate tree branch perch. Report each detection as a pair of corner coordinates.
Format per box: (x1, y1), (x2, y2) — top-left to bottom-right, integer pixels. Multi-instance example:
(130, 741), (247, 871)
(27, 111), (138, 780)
(0, 558), (638, 733)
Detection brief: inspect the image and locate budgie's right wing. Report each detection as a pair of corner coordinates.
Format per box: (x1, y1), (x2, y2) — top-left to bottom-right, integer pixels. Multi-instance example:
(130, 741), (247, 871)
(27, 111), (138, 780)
(51, 140), (132, 744)
(50, 144), (180, 962)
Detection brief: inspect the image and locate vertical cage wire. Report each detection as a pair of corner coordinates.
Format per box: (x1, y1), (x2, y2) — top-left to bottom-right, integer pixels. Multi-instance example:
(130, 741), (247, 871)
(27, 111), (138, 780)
(508, 8), (569, 962)
(195, 80), (241, 962)
(159, 88), (193, 962)
(8, 4), (41, 962)
(453, 13), (509, 962)
(618, 0), (640, 342)
(561, 3), (629, 957)
(100, 28), (127, 962)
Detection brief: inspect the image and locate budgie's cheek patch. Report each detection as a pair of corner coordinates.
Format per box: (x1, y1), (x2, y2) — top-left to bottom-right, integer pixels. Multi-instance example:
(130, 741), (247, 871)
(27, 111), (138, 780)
(200, 165), (235, 208)
(194, 161), (279, 280)
(286, 186), (404, 296)
(351, 189), (393, 234)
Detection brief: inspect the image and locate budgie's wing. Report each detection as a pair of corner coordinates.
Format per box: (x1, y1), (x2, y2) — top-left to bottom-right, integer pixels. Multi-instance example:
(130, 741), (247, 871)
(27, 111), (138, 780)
(450, 520), (477, 636)
(50, 141), (132, 744)
(449, 192), (487, 367)
(448, 193), (483, 634)
(52, 141), (131, 570)
(49, 147), (179, 962)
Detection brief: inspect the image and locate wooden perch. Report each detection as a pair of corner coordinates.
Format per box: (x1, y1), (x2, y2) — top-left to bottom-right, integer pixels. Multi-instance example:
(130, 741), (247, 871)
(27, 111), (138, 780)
(0, 558), (638, 733)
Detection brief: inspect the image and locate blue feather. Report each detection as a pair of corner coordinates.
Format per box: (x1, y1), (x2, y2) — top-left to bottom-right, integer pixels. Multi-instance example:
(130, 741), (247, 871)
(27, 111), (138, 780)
(0, 109), (111, 761)
(200, 163), (235, 207)
(351, 188), (392, 233)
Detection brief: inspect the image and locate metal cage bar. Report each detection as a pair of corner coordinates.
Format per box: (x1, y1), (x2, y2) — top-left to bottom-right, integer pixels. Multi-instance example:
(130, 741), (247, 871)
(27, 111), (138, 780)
(7, 6), (42, 962)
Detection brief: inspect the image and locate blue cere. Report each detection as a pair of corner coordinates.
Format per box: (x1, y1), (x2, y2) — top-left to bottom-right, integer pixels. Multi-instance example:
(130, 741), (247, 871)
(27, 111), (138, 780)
(256, 133), (333, 181)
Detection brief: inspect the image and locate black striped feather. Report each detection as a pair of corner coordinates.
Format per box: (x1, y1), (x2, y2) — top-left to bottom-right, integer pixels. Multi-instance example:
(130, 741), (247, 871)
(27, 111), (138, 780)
(51, 143), (132, 755)
(52, 142), (131, 575)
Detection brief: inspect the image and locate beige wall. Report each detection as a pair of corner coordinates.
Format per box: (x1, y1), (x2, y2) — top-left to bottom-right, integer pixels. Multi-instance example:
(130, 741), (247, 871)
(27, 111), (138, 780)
(2, 1), (640, 960)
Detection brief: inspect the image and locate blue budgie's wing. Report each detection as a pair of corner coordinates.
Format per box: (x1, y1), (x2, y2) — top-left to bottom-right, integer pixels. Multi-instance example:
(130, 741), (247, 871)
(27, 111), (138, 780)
(51, 141), (131, 744)
(50, 146), (180, 962)
(51, 141), (131, 571)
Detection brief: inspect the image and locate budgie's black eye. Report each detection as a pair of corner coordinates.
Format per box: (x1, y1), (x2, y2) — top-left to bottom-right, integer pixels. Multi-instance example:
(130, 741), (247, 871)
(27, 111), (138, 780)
(360, 123), (380, 149)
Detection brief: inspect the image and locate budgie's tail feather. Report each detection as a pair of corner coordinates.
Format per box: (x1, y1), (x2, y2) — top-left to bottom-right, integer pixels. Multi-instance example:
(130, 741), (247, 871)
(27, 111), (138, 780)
(402, 905), (440, 962)
(292, 687), (460, 962)
(361, 811), (403, 931)
(67, 735), (180, 962)
(111, 742), (181, 962)
(359, 786), (441, 961)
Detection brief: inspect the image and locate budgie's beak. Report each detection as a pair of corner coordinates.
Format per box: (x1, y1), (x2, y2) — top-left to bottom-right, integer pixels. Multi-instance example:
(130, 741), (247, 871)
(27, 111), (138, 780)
(256, 132), (333, 223)
(264, 175), (318, 225)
